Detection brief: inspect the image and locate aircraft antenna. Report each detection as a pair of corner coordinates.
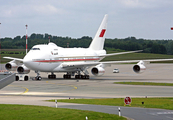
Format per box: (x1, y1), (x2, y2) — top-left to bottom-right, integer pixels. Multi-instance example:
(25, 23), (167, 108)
(25, 24), (28, 54)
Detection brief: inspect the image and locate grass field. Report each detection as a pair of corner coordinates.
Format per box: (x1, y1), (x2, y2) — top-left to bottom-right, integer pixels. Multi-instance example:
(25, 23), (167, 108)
(0, 104), (126, 120)
(0, 49), (25, 63)
(114, 82), (173, 86)
(49, 97), (173, 110)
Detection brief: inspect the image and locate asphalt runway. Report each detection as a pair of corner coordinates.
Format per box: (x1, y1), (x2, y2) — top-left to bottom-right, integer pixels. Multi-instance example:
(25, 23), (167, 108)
(0, 64), (173, 120)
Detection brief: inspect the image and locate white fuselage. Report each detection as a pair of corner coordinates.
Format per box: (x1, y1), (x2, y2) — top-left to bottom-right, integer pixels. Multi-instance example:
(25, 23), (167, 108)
(23, 43), (106, 72)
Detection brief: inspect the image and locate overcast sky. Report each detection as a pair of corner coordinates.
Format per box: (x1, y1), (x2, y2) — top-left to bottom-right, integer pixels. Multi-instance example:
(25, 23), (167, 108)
(0, 0), (173, 40)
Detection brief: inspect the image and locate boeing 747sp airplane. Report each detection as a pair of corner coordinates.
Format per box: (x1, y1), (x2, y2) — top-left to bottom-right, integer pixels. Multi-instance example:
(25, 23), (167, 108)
(4, 14), (173, 80)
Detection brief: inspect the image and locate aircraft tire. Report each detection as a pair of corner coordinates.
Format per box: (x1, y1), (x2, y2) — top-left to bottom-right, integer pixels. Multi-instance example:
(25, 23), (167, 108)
(53, 75), (56, 79)
(63, 74), (66, 79)
(82, 75), (86, 79)
(86, 75), (89, 79)
(63, 74), (71, 79)
(48, 75), (56, 79)
(16, 76), (19, 81)
(75, 75), (78, 79)
(36, 76), (42, 80)
(24, 76), (28, 81)
(75, 75), (89, 79)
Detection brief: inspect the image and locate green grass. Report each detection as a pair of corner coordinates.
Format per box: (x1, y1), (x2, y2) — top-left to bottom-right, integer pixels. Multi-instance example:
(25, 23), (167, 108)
(49, 98), (173, 110)
(114, 82), (173, 86)
(0, 104), (126, 120)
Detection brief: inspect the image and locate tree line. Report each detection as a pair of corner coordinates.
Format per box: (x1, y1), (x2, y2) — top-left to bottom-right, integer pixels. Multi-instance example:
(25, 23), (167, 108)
(1, 33), (173, 55)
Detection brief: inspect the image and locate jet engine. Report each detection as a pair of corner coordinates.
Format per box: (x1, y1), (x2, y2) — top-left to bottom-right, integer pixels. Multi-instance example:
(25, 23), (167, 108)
(5, 62), (18, 71)
(17, 64), (30, 74)
(133, 60), (146, 73)
(91, 67), (105, 76)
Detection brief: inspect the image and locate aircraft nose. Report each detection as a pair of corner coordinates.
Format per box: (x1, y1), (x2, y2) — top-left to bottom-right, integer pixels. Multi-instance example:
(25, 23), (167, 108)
(23, 55), (32, 67)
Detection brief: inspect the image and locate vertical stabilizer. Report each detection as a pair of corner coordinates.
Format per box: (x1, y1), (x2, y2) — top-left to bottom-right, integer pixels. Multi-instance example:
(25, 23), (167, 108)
(89, 14), (108, 50)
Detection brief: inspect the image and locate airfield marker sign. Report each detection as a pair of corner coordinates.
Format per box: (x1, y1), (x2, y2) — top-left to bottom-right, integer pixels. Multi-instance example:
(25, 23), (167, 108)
(124, 96), (132, 106)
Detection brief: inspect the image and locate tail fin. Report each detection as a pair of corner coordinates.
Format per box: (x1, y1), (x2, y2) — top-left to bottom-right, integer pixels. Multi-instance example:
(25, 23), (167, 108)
(89, 14), (108, 50)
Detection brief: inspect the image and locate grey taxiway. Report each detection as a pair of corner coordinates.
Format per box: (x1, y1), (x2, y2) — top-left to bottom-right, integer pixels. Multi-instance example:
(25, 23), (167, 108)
(0, 64), (173, 120)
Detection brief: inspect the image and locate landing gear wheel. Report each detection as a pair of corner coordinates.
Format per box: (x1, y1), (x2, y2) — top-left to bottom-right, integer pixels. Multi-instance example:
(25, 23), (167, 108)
(16, 76), (19, 81)
(35, 76), (42, 80)
(82, 75), (86, 79)
(75, 75), (82, 79)
(48, 74), (56, 79)
(75, 75), (81, 79)
(85, 75), (89, 79)
(63, 74), (71, 79)
(75, 75), (89, 79)
(24, 76), (29, 81)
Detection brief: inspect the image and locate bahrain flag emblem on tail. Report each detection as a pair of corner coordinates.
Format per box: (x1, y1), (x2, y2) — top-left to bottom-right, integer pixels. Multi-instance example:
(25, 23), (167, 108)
(99, 29), (106, 37)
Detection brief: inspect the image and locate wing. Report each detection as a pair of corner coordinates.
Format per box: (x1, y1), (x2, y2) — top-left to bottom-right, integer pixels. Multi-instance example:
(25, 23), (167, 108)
(99, 50), (143, 57)
(3, 57), (23, 62)
(101, 59), (173, 64)
(61, 58), (173, 69)
(56, 50), (143, 58)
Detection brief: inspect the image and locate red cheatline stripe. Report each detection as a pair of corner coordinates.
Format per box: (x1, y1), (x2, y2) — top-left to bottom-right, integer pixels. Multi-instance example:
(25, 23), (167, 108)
(35, 58), (100, 62)
(99, 29), (106, 37)
(0, 70), (8, 72)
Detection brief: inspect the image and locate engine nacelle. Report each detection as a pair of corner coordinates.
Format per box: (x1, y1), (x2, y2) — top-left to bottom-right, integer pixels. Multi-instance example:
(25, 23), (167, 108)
(17, 65), (30, 74)
(133, 60), (146, 73)
(5, 62), (18, 71)
(91, 67), (105, 76)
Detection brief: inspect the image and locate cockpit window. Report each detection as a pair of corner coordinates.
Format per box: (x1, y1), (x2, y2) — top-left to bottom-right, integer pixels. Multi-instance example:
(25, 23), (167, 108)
(31, 48), (40, 50)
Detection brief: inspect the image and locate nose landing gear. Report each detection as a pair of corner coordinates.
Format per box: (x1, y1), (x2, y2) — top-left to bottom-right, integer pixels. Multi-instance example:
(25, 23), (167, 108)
(33, 71), (42, 80)
(35, 76), (42, 80)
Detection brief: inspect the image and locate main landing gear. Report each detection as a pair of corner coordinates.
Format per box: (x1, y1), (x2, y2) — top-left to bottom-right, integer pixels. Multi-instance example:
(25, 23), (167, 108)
(48, 72), (56, 79)
(63, 69), (90, 79)
(33, 70), (90, 80)
(63, 73), (89, 79)
(75, 75), (89, 79)
(63, 74), (71, 79)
